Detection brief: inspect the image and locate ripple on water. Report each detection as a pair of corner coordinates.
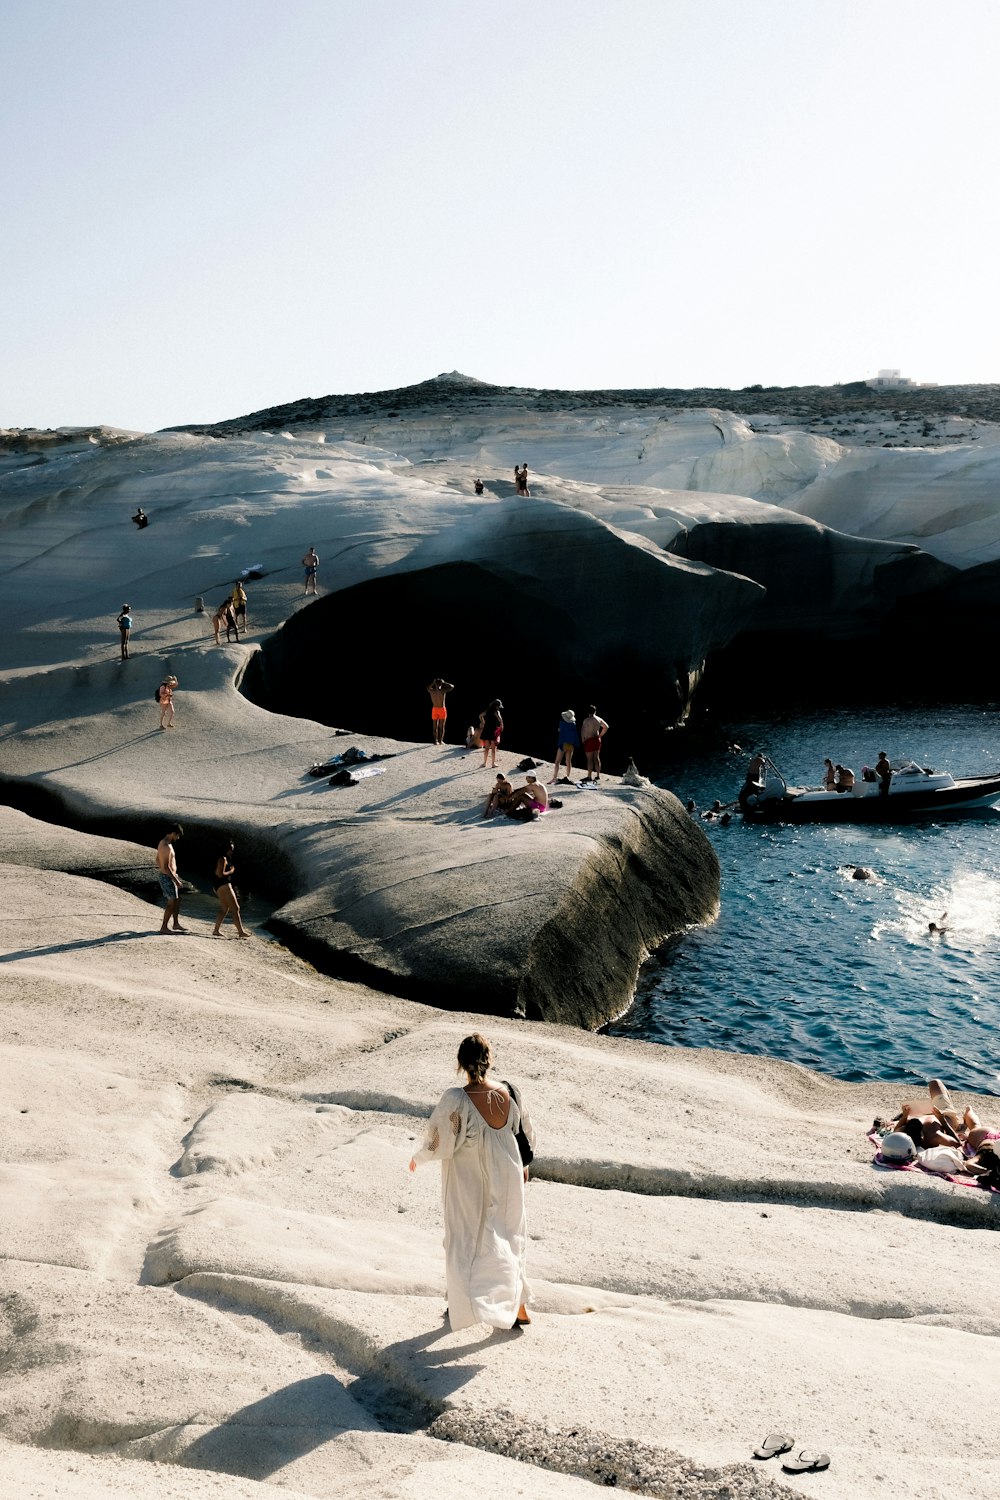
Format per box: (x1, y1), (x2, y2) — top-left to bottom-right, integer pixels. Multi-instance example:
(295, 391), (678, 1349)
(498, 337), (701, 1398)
(607, 704), (1000, 1095)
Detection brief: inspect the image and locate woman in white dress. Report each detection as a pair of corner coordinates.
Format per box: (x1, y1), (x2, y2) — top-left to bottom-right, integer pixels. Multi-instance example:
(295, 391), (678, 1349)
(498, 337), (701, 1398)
(409, 1033), (535, 1332)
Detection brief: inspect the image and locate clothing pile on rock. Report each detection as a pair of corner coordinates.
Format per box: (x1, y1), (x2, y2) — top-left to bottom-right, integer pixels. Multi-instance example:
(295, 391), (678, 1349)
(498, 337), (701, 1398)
(308, 747), (394, 777)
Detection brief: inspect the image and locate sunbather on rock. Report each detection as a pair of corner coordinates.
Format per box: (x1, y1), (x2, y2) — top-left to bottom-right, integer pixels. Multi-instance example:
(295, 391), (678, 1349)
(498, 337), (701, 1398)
(483, 774), (514, 818)
(877, 1077), (1000, 1153)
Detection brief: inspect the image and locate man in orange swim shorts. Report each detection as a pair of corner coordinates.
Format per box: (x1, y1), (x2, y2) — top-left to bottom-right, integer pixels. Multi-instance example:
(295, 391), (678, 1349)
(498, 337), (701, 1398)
(427, 677), (454, 745)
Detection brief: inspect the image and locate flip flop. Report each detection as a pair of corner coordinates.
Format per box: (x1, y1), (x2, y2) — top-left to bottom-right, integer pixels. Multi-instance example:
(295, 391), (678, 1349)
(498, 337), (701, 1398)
(782, 1451), (831, 1474)
(753, 1434), (794, 1460)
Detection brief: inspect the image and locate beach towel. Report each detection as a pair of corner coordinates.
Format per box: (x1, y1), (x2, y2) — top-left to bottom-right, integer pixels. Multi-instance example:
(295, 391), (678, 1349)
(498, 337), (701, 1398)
(867, 1130), (1000, 1192)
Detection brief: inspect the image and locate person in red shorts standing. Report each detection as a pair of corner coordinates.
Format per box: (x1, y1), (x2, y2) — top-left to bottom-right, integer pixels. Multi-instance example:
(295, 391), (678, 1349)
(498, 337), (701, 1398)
(580, 705), (609, 783)
(427, 677), (454, 744)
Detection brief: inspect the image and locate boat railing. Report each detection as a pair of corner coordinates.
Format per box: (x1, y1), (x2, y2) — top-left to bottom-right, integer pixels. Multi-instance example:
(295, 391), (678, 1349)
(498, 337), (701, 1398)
(761, 755), (787, 797)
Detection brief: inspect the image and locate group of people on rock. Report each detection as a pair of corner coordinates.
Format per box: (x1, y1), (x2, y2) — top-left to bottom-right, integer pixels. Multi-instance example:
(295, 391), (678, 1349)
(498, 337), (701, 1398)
(483, 771), (550, 819)
(154, 824), (250, 939)
(425, 682), (611, 816)
(875, 1078), (1000, 1188)
(822, 751), (892, 794)
(211, 580), (248, 644)
(549, 706), (609, 784)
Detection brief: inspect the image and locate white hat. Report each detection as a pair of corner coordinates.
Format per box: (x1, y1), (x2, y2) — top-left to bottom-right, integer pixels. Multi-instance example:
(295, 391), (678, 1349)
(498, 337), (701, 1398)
(561, 710), (576, 723)
(879, 1132), (917, 1163)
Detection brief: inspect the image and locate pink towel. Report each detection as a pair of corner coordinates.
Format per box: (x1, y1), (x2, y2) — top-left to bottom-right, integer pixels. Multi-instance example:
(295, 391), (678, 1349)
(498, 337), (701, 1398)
(867, 1130), (999, 1192)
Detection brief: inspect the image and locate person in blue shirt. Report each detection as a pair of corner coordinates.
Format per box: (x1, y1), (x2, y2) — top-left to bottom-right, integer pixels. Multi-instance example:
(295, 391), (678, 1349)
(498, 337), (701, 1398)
(549, 710), (579, 785)
(116, 604), (132, 660)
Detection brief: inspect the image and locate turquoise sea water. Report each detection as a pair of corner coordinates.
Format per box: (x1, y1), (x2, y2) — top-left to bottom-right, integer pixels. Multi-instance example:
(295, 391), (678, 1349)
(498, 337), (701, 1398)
(608, 705), (1000, 1096)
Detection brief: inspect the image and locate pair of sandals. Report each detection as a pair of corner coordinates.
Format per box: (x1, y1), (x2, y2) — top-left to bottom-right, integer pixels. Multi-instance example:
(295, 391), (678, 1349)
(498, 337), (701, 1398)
(754, 1434), (830, 1473)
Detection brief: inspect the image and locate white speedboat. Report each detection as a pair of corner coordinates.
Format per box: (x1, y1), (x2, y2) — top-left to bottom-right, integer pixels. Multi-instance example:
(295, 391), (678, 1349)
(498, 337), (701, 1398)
(741, 756), (1000, 823)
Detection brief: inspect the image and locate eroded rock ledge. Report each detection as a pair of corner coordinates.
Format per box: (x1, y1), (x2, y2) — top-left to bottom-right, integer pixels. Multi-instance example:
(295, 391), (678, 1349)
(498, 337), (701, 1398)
(268, 780), (718, 1029)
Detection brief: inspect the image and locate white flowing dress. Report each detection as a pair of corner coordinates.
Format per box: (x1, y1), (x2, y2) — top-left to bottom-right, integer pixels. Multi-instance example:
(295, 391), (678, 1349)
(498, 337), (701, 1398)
(413, 1084), (535, 1331)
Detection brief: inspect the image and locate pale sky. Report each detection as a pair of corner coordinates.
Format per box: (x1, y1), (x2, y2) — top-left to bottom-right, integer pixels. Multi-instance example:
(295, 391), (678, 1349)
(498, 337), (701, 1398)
(3, 0), (998, 431)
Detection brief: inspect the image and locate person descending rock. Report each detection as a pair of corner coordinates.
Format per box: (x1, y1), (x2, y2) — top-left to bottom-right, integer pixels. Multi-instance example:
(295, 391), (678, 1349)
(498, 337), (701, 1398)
(155, 824), (186, 934)
(302, 546), (319, 596)
(580, 705), (609, 782)
(157, 675), (178, 730)
(514, 463), (530, 496)
(409, 1033), (534, 1331)
(116, 603), (132, 660)
(427, 677), (454, 744)
(212, 840), (250, 939)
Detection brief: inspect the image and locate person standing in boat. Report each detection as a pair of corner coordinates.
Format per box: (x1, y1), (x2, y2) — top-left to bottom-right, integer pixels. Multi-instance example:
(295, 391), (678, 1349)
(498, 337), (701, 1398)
(822, 758), (836, 791)
(738, 750), (767, 811)
(875, 751), (892, 796)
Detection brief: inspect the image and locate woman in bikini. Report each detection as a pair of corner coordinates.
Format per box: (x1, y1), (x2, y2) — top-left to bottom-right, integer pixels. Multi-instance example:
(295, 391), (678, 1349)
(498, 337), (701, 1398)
(158, 676), (177, 730)
(212, 841), (249, 938)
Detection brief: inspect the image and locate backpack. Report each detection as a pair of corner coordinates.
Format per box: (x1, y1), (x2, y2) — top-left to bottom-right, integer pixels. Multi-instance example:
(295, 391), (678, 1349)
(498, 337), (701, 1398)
(153, 686), (162, 703)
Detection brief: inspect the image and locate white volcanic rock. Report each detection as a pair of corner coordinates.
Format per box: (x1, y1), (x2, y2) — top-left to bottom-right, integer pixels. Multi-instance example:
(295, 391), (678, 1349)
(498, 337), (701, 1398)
(3, 858), (1000, 1500)
(3, 386), (1000, 1500)
(792, 441), (1000, 566)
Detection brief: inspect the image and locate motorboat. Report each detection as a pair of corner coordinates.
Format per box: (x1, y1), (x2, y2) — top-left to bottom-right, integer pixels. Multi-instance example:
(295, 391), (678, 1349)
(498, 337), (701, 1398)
(740, 756), (1000, 823)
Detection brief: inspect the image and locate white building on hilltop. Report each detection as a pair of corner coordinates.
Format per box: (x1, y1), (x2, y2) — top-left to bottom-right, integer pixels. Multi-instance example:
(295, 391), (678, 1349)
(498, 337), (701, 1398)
(867, 368), (915, 389)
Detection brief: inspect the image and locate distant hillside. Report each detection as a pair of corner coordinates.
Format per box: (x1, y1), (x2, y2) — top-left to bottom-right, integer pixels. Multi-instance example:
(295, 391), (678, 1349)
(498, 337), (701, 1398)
(172, 375), (1000, 436)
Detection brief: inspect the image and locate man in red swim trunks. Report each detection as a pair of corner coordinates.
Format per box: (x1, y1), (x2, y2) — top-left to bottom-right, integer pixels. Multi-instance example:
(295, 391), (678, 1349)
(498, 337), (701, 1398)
(427, 677), (454, 744)
(580, 705), (609, 782)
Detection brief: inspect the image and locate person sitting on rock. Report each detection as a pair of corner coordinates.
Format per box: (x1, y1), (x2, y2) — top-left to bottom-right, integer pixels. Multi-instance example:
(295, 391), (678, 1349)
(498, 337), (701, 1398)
(505, 773), (548, 816)
(483, 773), (514, 818)
(132, 507), (148, 529)
(474, 478), (485, 496)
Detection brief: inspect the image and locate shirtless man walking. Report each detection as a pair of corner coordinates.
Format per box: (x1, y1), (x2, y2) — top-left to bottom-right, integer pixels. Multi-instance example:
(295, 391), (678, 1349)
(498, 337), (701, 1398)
(155, 825), (187, 934)
(427, 677), (454, 744)
(302, 547), (319, 596)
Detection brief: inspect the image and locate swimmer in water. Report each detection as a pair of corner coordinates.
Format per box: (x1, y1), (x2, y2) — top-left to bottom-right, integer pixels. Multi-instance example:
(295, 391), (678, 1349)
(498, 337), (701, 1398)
(928, 911), (949, 934)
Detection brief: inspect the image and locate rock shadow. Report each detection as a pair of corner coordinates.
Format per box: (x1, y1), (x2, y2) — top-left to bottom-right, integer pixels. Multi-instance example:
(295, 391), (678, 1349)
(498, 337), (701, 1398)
(176, 1373), (358, 1479)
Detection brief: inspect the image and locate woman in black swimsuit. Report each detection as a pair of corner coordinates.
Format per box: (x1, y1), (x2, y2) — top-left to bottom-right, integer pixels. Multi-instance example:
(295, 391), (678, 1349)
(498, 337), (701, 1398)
(212, 841), (249, 939)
